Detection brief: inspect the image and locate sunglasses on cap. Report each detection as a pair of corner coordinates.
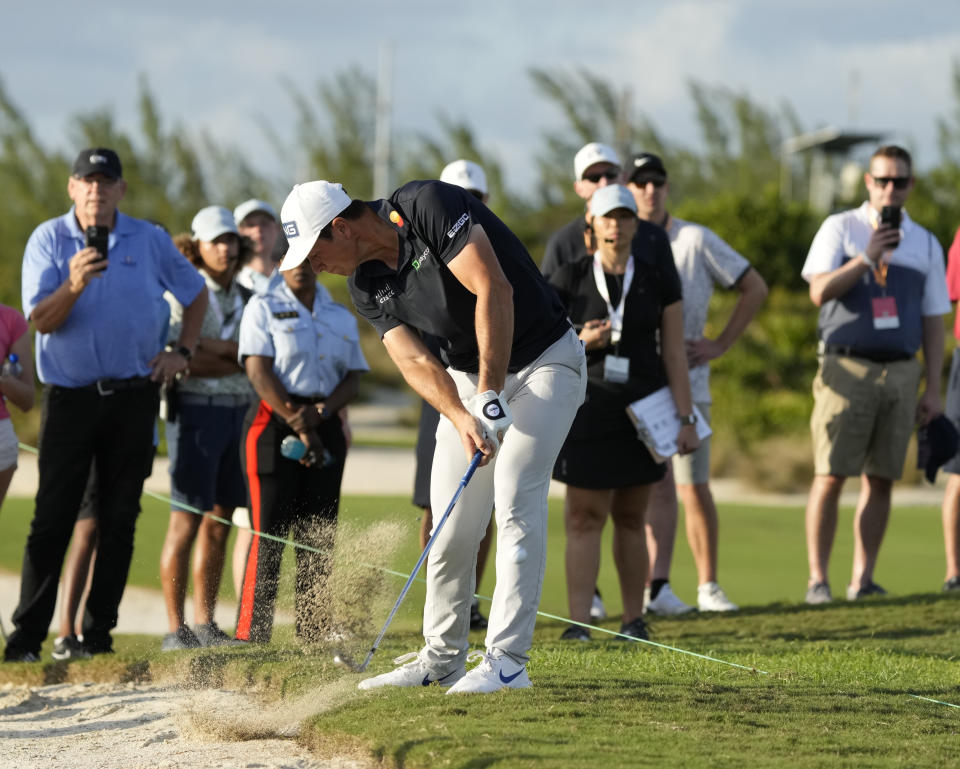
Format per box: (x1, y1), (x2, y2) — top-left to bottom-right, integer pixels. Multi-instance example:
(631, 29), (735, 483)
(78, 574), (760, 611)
(582, 170), (619, 184)
(871, 175), (910, 190)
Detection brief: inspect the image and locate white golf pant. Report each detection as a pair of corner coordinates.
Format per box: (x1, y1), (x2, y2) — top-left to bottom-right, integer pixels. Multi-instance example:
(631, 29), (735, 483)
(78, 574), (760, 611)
(421, 328), (586, 669)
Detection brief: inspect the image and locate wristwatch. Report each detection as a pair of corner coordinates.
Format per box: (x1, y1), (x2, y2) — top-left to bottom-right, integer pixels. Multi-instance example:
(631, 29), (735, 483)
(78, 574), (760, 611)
(166, 343), (193, 362)
(678, 413), (697, 426)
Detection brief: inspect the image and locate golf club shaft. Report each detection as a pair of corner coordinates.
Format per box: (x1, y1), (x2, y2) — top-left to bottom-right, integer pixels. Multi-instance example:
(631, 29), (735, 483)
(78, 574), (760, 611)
(358, 450), (483, 671)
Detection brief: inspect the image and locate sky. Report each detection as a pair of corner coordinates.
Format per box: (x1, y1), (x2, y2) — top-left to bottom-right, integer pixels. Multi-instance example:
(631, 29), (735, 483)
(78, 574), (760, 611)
(4, 1), (960, 198)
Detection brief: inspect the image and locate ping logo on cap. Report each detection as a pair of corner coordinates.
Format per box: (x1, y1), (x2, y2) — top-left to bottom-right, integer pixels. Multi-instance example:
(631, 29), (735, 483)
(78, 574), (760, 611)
(283, 221), (300, 238)
(482, 401), (503, 420)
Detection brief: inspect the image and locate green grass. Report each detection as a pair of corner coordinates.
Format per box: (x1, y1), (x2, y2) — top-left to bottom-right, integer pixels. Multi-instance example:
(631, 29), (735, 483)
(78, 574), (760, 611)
(1, 493), (959, 767)
(0, 492), (952, 612)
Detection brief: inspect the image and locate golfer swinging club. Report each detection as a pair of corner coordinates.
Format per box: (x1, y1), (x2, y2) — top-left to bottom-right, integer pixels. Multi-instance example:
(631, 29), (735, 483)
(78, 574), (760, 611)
(279, 179), (586, 693)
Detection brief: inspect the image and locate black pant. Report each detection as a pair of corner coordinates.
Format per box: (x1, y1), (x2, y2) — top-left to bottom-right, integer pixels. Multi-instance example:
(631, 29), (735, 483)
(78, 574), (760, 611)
(6, 383), (158, 655)
(235, 400), (346, 643)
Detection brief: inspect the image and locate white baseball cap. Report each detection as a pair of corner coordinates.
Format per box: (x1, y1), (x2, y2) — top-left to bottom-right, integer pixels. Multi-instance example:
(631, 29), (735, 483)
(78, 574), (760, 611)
(233, 198), (278, 225)
(440, 159), (488, 196)
(574, 142), (621, 180)
(590, 184), (637, 217)
(191, 206), (239, 242)
(278, 181), (352, 271)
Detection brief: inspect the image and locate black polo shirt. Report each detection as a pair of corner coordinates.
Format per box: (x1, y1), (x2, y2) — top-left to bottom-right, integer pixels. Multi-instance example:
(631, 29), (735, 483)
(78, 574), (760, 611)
(348, 180), (570, 373)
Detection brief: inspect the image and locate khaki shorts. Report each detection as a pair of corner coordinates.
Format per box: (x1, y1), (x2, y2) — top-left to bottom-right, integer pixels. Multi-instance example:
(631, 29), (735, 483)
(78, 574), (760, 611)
(810, 353), (920, 479)
(672, 401), (711, 485)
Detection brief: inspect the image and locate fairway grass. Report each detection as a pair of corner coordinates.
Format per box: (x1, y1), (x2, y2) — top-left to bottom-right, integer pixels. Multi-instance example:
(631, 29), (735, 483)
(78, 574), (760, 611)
(2, 491), (959, 766)
(0, 596), (956, 768)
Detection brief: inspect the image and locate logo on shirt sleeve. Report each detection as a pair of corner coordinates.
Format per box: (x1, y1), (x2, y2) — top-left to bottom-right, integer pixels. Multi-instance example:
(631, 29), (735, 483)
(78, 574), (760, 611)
(446, 213), (470, 239)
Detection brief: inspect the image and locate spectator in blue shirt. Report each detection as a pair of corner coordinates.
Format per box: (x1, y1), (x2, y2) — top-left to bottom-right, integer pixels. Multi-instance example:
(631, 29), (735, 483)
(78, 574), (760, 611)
(3, 147), (207, 663)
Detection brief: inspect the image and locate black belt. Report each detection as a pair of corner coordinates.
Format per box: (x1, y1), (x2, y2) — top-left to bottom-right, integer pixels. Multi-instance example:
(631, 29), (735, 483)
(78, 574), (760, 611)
(77, 376), (156, 396)
(823, 344), (914, 363)
(288, 393), (326, 405)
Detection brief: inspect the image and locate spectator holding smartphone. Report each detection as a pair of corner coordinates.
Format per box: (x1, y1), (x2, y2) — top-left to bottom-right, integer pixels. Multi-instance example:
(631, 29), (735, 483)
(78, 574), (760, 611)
(801, 145), (949, 604)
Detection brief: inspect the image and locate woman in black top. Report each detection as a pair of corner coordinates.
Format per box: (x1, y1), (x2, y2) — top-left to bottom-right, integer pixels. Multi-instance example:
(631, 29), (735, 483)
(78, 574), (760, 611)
(548, 184), (699, 642)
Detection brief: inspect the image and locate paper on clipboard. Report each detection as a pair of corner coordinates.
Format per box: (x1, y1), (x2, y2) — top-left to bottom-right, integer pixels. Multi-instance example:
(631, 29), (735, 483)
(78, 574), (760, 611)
(625, 386), (712, 462)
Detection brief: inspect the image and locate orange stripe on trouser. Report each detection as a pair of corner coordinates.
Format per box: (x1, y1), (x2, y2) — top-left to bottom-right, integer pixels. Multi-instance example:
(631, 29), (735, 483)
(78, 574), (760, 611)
(235, 400), (273, 641)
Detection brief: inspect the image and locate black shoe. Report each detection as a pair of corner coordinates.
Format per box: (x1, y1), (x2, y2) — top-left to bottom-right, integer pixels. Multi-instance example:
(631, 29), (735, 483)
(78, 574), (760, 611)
(4, 648), (40, 663)
(469, 599), (488, 631)
(846, 581), (887, 601)
(161, 625), (202, 651)
(619, 617), (649, 641)
(52, 635), (93, 661)
(944, 576), (960, 592)
(560, 625), (591, 641)
(193, 622), (244, 647)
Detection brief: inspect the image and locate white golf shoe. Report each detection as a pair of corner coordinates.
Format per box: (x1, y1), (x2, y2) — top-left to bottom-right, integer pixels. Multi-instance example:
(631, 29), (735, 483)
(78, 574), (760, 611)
(644, 583), (696, 616)
(446, 650), (531, 695)
(357, 652), (465, 690)
(697, 581), (739, 612)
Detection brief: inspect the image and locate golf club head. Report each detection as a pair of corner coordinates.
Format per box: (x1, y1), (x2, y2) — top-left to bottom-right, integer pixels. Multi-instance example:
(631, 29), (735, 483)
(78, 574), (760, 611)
(332, 647), (372, 673)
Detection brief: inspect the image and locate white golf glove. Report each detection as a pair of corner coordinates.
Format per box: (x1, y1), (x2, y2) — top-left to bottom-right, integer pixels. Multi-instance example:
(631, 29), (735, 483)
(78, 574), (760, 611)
(467, 390), (514, 454)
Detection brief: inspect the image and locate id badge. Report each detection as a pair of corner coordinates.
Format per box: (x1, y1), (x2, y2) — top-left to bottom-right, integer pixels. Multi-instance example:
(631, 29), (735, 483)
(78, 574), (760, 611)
(872, 296), (899, 330)
(603, 355), (630, 383)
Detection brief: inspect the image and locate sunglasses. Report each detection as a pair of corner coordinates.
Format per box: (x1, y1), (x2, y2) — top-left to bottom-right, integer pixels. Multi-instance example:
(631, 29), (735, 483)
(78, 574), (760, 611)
(582, 170), (619, 184)
(871, 175), (910, 190)
(631, 175), (666, 188)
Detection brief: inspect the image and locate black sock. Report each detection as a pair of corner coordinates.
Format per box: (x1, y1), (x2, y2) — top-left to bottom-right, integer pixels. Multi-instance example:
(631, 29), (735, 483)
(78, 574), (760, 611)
(649, 579), (668, 601)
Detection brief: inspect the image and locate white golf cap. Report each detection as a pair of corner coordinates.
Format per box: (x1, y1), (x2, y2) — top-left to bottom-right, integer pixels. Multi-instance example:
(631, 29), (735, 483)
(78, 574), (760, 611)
(191, 206), (238, 242)
(440, 159), (488, 196)
(278, 181), (352, 271)
(233, 198), (278, 225)
(574, 142), (621, 180)
(590, 184), (637, 217)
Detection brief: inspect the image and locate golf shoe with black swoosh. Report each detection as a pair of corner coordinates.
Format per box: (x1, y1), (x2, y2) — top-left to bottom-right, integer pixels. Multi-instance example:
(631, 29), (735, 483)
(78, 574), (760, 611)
(446, 649), (531, 694)
(357, 652), (465, 690)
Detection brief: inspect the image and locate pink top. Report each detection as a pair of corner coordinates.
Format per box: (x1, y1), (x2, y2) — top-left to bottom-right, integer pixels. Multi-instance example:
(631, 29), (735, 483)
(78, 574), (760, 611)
(0, 304), (28, 420)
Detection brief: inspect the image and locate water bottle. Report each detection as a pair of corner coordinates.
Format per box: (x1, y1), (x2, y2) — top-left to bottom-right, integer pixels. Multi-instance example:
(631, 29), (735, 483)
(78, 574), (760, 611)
(1, 354), (21, 378)
(280, 435), (307, 461)
(280, 435), (336, 468)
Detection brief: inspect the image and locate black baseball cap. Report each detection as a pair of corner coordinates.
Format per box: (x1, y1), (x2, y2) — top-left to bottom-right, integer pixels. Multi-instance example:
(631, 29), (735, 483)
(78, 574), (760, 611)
(629, 152), (667, 182)
(917, 415), (960, 483)
(72, 148), (122, 179)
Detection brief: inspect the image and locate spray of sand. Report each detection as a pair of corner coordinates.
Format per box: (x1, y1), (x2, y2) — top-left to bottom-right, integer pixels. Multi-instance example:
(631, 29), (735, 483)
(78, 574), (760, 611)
(179, 517), (407, 742)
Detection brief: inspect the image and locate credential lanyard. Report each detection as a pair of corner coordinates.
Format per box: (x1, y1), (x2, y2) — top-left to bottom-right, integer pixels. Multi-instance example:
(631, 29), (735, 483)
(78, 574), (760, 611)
(592, 254), (634, 345)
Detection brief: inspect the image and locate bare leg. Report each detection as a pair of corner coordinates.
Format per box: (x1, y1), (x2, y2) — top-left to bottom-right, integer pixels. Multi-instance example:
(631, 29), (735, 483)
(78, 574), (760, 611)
(645, 463), (678, 583)
(59, 517), (99, 639)
(564, 486), (610, 624)
(159, 510), (202, 632)
(610, 485), (652, 623)
(850, 474), (893, 591)
(678, 482), (720, 585)
(943, 474), (960, 581)
(419, 506), (434, 551)
(0, 464), (15, 514)
(806, 474), (846, 586)
(192, 506), (234, 625)
(232, 527), (253, 599)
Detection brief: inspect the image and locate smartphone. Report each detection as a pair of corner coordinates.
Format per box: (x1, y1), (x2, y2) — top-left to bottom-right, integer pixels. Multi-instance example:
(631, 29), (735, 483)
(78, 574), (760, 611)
(880, 205), (901, 247)
(84, 225), (109, 269)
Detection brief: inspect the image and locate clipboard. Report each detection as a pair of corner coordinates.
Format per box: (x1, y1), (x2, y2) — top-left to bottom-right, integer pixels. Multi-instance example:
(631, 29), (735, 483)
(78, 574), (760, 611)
(625, 386), (712, 462)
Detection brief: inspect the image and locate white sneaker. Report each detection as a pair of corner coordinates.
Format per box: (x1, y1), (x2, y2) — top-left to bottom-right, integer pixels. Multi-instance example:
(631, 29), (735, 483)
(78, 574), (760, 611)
(590, 590), (607, 621)
(697, 581), (739, 612)
(446, 650), (531, 695)
(357, 652), (465, 690)
(645, 583), (696, 616)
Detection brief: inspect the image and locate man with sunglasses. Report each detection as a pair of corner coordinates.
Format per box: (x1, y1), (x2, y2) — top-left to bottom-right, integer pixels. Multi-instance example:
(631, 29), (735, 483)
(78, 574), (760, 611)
(541, 142), (621, 281)
(802, 144), (949, 604)
(626, 152), (768, 615)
